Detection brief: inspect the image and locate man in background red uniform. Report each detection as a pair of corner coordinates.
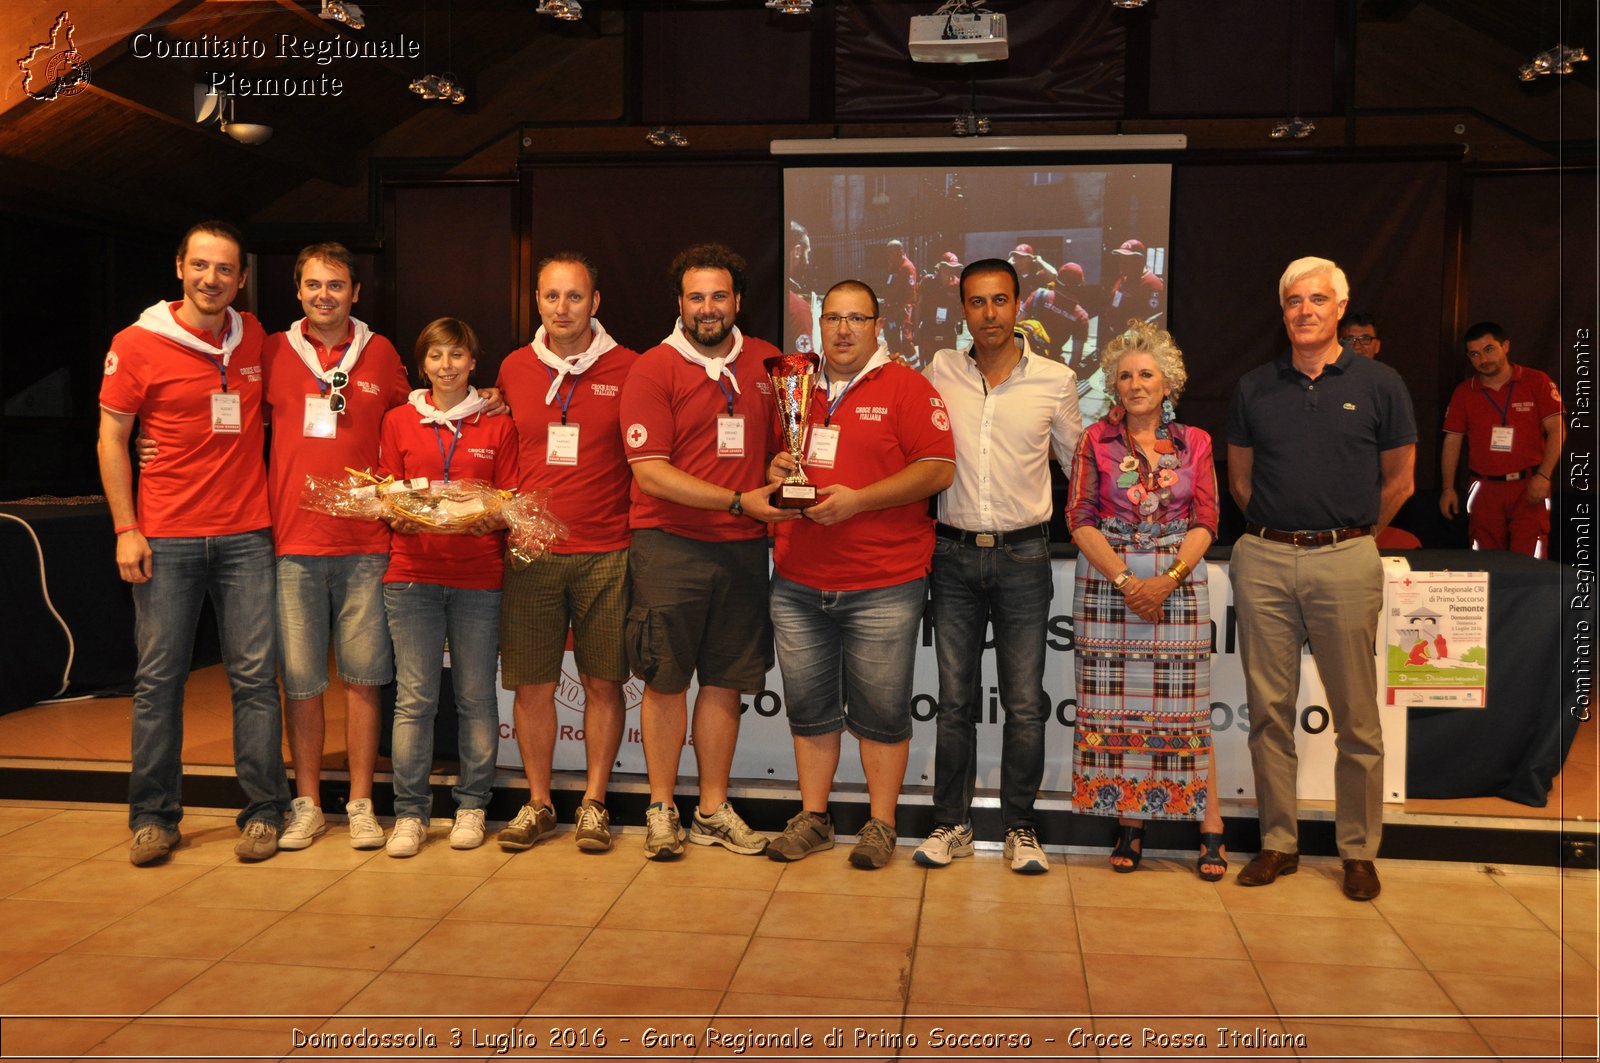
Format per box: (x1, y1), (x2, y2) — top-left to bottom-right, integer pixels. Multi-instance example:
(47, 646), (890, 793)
(1440, 321), (1564, 557)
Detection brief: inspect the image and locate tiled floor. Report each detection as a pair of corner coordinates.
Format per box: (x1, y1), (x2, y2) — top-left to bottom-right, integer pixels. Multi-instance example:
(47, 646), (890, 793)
(0, 801), (1595, 1062)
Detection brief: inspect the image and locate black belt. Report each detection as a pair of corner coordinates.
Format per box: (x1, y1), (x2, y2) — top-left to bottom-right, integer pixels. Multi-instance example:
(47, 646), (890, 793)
(1472, 468), (1537, 482)
(1244, 522), (1372, 547)
(935, 522), (1049, 548)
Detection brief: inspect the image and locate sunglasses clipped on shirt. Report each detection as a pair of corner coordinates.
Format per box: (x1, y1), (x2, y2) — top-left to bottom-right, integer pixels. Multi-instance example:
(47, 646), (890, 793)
(327, 369), (349, 414)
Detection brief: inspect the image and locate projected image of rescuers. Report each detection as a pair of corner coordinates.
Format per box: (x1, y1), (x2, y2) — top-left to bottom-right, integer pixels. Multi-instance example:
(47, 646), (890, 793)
(764, 280), (954, 870)
(98, 220), (291, 867)
(881, 239), (919, 364)
(1065, 319), (1224, 881)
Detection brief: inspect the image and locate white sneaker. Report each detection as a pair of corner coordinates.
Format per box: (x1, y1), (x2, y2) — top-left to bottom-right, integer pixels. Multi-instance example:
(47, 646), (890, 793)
(278, 796), (326, 851)
(1004, 826), (1050, 874)
(345, 798), (384, 850)
(913, 823), (975, 867)
(386, 817), (427, 858)
(450, 808), (487, 850)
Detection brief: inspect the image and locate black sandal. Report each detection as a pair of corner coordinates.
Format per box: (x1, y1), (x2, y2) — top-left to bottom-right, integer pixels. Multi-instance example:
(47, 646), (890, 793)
(1197, 831), (1227, 882)
(1110, 823), (1144, 873)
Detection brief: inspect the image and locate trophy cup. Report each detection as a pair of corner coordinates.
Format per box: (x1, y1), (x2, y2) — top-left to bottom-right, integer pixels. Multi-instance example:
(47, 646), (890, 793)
(764, 353), (820, 509)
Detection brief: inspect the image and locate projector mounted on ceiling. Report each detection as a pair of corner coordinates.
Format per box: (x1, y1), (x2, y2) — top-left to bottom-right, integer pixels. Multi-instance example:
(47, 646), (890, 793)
(909, 2), (1008, 64)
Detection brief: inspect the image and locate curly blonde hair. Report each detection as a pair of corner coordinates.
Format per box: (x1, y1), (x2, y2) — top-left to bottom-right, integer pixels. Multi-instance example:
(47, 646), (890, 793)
(1098, 318), (1187, 402)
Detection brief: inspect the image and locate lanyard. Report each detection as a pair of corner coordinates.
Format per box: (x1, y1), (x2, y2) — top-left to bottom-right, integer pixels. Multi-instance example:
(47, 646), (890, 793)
(431, 422), (462, 483)
(822, 370), (863, 427)
(1480, 378), (1515, 425)
(715, 376), (736, 417)
(545, 366), (579, 425)
(202, 353), (228, 393)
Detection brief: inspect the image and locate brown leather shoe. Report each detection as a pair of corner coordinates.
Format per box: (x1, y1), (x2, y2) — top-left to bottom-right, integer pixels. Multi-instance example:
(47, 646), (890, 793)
(1342, 859), (1381, 901)
(1236, 849), (1299, 886)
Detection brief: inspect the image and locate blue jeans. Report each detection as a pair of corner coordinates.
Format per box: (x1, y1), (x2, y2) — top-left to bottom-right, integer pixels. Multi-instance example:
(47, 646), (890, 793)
(276, 554), (393, 700)
(929, 535), (1053, 831)
(770, 574), (926, 744)
(129, 530), (289, 832)
(384, 582), (502, 822)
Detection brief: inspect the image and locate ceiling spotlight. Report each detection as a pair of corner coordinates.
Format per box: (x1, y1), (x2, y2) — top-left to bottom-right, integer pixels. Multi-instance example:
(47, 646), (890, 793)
(318, 0), (365, 30)
(409, 72), (465, 104)
(1111, 0), (1149, 8)
(645, 126), (688, 148)
(765, 0), (815, 12)
(1519, 43), (1589, 81)
(951, 111), (991, 137)
(1268, 116), (1316, 139)
(194, 84), (273, 144)
(536, 0), (584, 19)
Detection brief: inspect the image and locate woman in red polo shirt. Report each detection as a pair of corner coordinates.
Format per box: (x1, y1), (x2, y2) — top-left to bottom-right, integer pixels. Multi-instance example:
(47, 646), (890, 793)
(378, 318), (519, 857)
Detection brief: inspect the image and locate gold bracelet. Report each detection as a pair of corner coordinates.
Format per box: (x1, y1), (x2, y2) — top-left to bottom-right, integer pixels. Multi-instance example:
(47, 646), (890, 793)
(1164, 559), (1191, 584)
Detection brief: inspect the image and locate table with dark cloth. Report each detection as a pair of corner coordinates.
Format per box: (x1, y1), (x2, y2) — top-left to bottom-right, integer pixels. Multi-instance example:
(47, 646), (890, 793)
(1401, 549), (1580, 806)
(0, 498), (218, 714)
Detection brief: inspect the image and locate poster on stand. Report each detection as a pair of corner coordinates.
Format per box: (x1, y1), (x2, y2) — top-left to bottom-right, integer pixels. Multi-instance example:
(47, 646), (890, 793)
(1384, 570), (1490, 708)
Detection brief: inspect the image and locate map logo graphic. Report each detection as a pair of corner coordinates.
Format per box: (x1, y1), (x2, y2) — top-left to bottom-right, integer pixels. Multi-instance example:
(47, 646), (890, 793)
(18, 12), (92, 102)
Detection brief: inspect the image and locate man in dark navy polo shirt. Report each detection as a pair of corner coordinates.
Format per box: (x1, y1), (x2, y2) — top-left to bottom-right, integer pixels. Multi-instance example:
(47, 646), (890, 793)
(1225, 256), (1416, 902)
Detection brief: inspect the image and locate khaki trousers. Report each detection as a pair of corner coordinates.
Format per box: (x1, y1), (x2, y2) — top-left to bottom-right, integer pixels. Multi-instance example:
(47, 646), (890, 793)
(1232, 534), (1385, 860)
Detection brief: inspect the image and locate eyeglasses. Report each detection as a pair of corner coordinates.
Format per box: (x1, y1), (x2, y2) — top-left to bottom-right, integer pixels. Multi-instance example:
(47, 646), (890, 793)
(819, 312), (877, 330)
(1341, 335), (1379, 347)
(327, 369), (349, 414)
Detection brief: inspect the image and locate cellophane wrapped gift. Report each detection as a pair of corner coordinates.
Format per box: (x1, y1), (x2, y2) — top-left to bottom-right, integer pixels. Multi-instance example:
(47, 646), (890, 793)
(300, 470), (568, 567)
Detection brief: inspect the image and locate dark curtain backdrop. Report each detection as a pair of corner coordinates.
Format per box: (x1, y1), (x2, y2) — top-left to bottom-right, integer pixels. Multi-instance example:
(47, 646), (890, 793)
(388, 183), (517, 386)
(522, 162), (784, 356)
(1463, 170), (1598, 564)
(1144, 0), (1345, 117)
(1169, 159), (1453, 494)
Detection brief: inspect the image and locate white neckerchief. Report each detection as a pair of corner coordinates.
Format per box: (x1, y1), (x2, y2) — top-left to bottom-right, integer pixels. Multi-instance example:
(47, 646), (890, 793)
(531, 318), (617, 405)
(823, 342), (891, 401)
(407, 387), (486, 430)
(285, 317), (371, 385)
(662, 318), (744, 395)
(134, 301), (243, 365)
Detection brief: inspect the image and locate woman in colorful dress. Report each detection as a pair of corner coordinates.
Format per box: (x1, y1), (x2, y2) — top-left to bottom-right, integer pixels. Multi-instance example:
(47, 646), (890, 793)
(378, 317), (519, 857)
(1065, 319), (1225, 879)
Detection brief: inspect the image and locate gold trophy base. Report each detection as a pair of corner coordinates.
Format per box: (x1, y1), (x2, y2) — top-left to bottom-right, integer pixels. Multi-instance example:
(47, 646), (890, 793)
(774, 481), (818, 509)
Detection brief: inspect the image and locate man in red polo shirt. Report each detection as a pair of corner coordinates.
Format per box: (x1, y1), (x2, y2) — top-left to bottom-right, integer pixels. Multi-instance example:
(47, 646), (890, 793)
(764, 280), (954, 870)
(495, 252), (639, 854)
(1440, 321), (1565, 557)
(98, 220), (291, 866)
(620, 242), (795, 861)
(264, 243), (411, 852)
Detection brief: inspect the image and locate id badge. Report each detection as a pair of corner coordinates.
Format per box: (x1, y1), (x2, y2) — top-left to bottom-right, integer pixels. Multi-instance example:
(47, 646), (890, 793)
(211, 391), (242, 434)
(303, 395), (337, 439)
(717, 415), (746, 458)
(807, 425), (840, 469)
(1489, 425), (1514, 452)
(547, 423), (580, 466)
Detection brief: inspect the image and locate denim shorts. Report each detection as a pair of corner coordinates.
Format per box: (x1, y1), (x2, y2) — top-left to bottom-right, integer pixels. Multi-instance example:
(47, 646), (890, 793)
(770, 573), (926, 744)
(626, 529), (772, 694)
(276, 553), (393, 700)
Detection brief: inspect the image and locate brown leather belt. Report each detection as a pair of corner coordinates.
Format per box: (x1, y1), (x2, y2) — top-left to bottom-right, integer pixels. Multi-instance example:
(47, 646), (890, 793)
(1244, 522), (1373, 547)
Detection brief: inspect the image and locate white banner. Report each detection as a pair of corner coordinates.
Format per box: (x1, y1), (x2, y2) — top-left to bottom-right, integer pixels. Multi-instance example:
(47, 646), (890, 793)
(493, 559), (1409, 804)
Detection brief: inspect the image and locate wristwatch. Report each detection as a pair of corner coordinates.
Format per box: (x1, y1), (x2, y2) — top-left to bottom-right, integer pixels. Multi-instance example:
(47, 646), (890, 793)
(728, 490), (744, 517)
(1112, 569), (1134, 591)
